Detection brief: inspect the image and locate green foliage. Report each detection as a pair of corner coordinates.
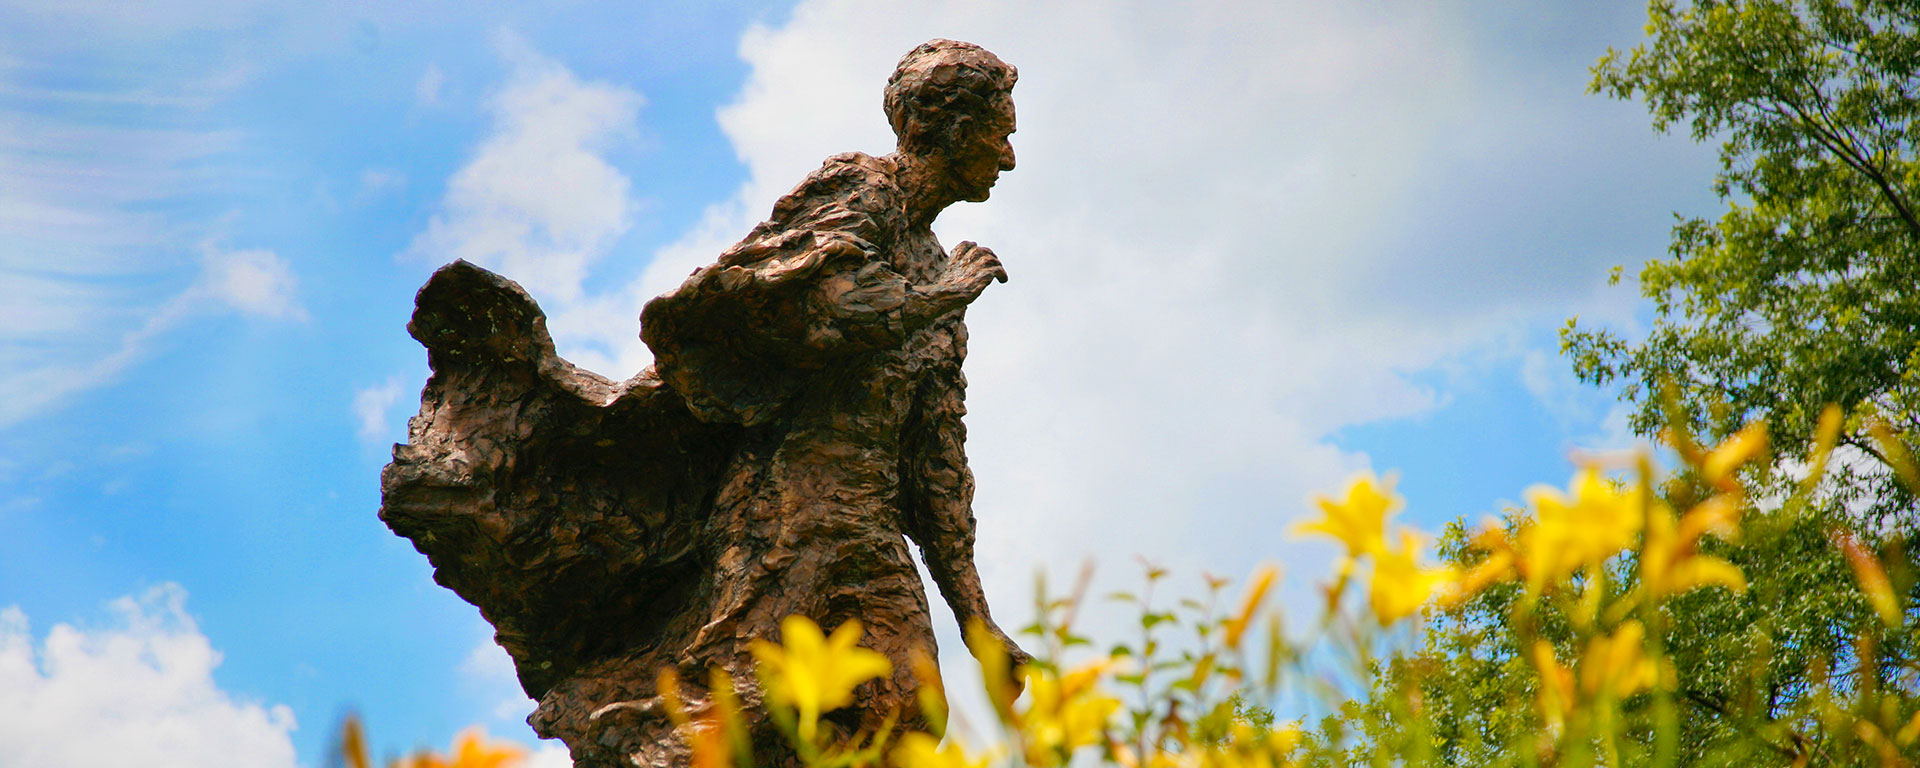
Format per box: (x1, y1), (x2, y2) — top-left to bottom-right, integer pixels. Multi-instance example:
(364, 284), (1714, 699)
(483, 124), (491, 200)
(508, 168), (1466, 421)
(1567, 0), (1920, 525)
(1390, 2), (1920, 764)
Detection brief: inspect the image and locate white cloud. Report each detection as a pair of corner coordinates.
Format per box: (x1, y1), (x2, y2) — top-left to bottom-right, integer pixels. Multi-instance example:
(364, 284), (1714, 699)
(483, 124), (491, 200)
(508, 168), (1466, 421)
(416, 63), (446, 107)
(456, 629), (569, 752)
(400, 0), (1716, 739)
(618, 1), (1481, 597)
(407, 30), (644, 306)
(352, 375), (408, 444)
(190, 243), (306, 321)
(0, 584), (298, 768)
(459, 636), (530, 722)
(549, 0), (1717, 689)
(524, 743), (574, 768)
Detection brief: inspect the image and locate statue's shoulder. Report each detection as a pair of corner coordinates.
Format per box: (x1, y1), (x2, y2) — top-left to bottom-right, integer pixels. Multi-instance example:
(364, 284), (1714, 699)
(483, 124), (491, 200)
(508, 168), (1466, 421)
(768, 151), (904, 225)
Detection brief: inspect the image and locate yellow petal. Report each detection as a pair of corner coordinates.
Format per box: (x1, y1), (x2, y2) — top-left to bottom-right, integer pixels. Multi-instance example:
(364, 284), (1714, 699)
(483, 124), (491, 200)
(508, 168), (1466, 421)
(1701, 421), (1768, 491)
(1666, 557), (1747, 594)
(448, 727), (525, 768)
(1223, 565), (1278, 648)
(1294, 473), (1398, 558)
(1836, 532), (1901, 627)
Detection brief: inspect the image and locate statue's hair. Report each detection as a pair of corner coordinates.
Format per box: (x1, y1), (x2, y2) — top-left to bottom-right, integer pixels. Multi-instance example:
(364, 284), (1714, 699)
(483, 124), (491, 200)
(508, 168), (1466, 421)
(884, 40), (1017, 153)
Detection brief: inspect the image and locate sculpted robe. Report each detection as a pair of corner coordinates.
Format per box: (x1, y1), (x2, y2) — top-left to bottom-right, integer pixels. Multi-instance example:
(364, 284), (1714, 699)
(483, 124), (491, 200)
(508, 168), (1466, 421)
(382, 151), (1002, 767)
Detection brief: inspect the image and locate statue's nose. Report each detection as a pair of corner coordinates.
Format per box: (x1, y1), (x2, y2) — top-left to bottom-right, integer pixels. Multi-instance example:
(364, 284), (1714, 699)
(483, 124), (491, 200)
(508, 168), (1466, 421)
(999, 144), (1016, 171)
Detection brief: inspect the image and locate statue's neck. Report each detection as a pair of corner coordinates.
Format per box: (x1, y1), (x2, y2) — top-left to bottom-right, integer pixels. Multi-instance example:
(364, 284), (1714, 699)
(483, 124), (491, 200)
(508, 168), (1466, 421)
(888, 151), (955, 228)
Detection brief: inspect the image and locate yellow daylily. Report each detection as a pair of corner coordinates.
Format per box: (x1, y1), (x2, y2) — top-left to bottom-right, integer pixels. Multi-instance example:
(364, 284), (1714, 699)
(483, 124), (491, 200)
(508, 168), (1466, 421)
(1518, 468), (1643, 593)
(1835, 531), (1902, 627)
(1579, 620), (1657, 700)
(1203, 722), (1303, 768)
(339, 714), (371, 768)
(1699, 421), (1768, 493)
(394, 727), (526, 768)
(1223, 564), (1279, 648)
(1018, 658), (1123, 766)
(908, 647), (949, 735)
(1439, 524), (1517, 608)
(1295, 473), (1399, 562)
(891, 732), (990, 768)
(1530, 641), (1574, 732)
(750, 615), (894, 744)
(1367, 529), (1452, 624)
(656, 668), (739, 768)
(1640, 495), (1746, 598)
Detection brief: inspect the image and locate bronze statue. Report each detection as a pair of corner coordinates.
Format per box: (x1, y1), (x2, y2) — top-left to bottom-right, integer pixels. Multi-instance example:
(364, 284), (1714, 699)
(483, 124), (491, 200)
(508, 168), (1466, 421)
(380, 39), (1027, 767)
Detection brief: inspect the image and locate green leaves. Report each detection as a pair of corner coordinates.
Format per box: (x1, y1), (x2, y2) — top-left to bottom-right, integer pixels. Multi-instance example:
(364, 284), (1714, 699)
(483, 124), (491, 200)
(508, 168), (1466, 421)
(1570, 0), (1920, 527)
(1541, 2), (1920, 761)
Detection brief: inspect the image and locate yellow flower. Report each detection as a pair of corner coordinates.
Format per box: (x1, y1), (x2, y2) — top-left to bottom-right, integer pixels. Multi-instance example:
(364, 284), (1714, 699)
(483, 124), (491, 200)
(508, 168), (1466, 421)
(1530, 641), (1574, 732)
(338, 714), (371, 768)
(656, 668), (738, 768)
(1439, 525), (1517, 608)
(1518, 468), (1642, 593)
(1835, 531), (1902, 627)
(1203, 722), (1303, 768)
(1018, 658), (1123, 766)
(1222, 565), (1279, 649)
(394, 727), (525, 768)
(750, 615), (893, 744)
(1640, 495), (1746, 598)
(1295, 473), (1399, 561)
(1367, 529), (1451, 624)
(1700, 421), (1768, 493)
(891, 732), (989, 768)
(1579, 621), (1657, 700)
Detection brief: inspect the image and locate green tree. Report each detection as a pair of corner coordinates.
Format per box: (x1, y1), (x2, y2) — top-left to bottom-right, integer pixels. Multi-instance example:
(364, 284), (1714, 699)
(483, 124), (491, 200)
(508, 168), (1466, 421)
(1377, 1), (1920, 764)
(1567, 0), (1920, 522)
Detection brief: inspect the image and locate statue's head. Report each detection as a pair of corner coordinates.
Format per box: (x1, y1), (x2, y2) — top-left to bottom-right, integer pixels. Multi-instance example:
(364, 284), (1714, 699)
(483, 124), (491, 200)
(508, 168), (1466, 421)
(885, 39), (1018, 203)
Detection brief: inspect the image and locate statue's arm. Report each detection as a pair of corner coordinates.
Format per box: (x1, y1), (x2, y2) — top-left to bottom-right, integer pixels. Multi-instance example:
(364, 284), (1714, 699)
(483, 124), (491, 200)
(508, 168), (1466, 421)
(901, 344), (1030, 669)
(802, 238), (1005, 353)
(642, 158), (1007, 425)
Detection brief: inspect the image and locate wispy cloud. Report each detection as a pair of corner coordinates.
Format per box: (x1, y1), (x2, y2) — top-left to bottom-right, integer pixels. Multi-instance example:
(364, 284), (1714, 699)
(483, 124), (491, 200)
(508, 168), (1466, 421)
(0, 19), (304, 429)
(0, 239), (305, 427)
(0, 584), (299, 768)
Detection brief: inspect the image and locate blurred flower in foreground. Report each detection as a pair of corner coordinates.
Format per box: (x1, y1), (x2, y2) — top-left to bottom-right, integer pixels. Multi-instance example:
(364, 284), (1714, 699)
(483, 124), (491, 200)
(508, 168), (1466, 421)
(1640, 495), (1744, 598)
(1207, 722), (1303, 768)
(1835, 530), (1902, 627)
(1530, 641), (1575, 732)
(1367, 529), (1451, 624)
(751, 615), (893, 743)
(1697, 421), (1768, 493)
(394, 727), (526, 768)
(892, 731), (990, 768)
(1222, 564), (1278, 649)
(1018, 657), (1123, 766)
(1578, 620), (1656, 700)
(1295, 473), (1397, 564)
(1520, 468), (1641, 593)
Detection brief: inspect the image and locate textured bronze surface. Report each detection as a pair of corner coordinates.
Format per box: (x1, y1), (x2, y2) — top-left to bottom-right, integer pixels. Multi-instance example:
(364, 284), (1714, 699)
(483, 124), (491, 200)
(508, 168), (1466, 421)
(380, 40), (1026, 767)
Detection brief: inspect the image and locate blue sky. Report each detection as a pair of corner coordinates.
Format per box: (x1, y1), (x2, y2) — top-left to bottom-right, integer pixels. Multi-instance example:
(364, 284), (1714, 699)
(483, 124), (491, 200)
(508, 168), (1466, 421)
(0, 2), (1723, 765)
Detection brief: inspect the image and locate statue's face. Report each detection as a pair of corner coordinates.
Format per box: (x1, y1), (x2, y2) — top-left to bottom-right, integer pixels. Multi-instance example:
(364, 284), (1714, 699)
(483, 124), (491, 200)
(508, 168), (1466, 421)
(948, 97), (1016, 203)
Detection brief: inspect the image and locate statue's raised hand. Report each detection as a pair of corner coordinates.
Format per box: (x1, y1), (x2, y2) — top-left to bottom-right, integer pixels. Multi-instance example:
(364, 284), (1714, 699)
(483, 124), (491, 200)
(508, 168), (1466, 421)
(947, 241), (1008, 299)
